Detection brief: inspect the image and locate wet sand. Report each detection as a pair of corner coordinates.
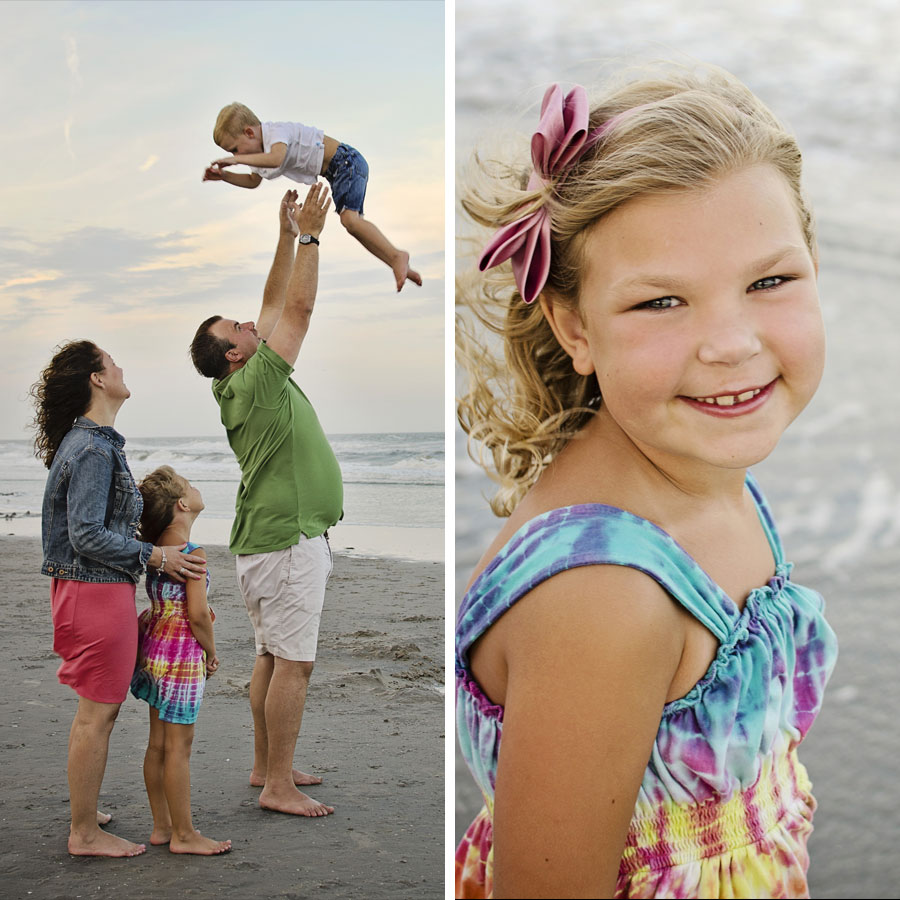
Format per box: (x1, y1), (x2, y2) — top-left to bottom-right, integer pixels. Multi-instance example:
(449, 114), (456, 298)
(0, 536), (443, 899)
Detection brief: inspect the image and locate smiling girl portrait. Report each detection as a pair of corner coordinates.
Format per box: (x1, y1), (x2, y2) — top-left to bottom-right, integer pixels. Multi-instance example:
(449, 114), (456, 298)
(455, 64), (837, 899)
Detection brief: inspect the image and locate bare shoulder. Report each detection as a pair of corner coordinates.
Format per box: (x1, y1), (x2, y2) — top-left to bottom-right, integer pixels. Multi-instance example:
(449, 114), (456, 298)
(489, 565), (686, 897)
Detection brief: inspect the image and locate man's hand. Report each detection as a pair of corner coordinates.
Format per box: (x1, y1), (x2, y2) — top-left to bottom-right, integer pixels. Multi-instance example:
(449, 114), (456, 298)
(202, 164), (225, 182)
(280, 189), (300, 237)
(213, 155), (237, 168)
(291, 182), (331, 238)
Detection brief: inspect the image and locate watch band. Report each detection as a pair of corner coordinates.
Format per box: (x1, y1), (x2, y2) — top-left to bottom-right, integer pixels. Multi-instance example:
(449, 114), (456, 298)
(298, 233), (320, 245)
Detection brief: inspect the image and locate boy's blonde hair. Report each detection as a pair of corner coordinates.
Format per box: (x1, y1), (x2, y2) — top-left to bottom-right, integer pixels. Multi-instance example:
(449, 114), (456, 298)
(213, 102), (261, 146)
(138, 465), (188, 544)
(457, 63), (816, 516)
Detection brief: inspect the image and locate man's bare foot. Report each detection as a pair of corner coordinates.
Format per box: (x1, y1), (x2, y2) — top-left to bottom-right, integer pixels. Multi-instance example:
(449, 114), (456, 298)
(249, 767), (322, 788)
(68, 828), (146, 857)
(169, 831), (232, 856)
(96, 810), (112, 826)
(391, 251), (422, 292)
(258, 786), (334, 817)
(149, 826), (172, 846)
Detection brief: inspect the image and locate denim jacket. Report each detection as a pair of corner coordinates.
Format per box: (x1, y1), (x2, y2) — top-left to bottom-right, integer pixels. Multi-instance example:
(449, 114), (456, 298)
(41, 416), (152, 583)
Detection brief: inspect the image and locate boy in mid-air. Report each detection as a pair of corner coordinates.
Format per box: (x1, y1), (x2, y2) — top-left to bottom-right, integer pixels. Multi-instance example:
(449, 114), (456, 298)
(203, 102), (421, 292)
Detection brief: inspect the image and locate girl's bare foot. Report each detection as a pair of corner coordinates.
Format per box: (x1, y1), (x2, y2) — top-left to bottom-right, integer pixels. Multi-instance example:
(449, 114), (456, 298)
(169, 831), (232, 855)
(249, 767), (322, 788)
(96, 810), (112, 826)
(68, 828), (146, 857)
(149, 826), (172, 846)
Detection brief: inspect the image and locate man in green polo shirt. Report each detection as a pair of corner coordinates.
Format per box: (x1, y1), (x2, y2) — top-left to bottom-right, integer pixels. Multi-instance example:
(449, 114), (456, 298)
(190, 185), (339, 817)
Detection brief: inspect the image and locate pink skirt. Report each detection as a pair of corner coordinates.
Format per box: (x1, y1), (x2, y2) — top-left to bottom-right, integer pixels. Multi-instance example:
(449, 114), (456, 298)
(50, 579), (138, 703)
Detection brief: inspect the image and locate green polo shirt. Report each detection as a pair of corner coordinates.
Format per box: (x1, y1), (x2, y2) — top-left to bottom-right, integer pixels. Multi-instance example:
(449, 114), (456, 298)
(213, 341), (343, 555)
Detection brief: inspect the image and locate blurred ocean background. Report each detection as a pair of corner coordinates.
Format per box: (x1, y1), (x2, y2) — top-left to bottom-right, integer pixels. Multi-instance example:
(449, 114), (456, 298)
(455, 1), (900, 896)
(1, 431), (443, 562)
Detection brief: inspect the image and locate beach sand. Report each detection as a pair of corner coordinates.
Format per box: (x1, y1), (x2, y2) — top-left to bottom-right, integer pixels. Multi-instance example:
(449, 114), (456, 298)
(0, 536), (443, 899)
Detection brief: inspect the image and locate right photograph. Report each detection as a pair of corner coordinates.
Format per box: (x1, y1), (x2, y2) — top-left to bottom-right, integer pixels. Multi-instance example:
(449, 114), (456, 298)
(454, 2), (900, 899)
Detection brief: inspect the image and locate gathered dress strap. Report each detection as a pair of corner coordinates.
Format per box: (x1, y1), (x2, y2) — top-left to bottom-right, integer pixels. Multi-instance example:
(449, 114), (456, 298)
(457, 502), (742, 668)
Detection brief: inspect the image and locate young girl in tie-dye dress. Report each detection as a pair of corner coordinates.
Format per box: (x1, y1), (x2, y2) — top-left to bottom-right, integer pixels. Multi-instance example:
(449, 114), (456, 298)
(456, 64), (837, 898)
(131, 465), (231, 856)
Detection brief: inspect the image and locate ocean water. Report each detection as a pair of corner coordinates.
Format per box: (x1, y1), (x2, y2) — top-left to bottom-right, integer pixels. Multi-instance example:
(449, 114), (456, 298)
(0, 431), (443, 561)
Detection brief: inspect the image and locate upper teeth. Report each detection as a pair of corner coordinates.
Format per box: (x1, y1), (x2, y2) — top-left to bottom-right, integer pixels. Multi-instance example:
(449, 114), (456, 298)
(696, 388), (762, 407)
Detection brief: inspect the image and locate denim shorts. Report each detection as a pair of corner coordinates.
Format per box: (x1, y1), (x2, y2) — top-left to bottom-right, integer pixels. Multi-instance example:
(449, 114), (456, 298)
(323, 143), (368, 214)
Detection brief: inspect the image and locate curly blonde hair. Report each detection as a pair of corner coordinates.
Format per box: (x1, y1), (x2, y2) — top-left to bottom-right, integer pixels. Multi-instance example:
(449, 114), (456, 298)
(457, 63), (816, 516)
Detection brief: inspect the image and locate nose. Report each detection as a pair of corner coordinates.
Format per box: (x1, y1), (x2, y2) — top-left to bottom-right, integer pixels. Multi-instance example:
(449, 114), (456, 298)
(240, 321), (256, 332)
(696, 303), (762, 367)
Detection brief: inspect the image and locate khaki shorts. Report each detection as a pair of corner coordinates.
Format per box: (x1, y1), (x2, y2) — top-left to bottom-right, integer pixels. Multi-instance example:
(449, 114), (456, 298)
(235, 534), (333, 662)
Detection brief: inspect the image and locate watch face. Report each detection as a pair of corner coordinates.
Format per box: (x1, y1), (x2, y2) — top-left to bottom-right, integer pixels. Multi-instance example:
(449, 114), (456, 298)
(300, 234), (311, 244)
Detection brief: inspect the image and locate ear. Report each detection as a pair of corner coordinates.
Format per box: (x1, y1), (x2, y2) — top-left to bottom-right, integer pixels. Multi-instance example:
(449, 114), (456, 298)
(224, 346), (243, 364)
(89, 371), (104, 389)
(539, 295), (595, 376)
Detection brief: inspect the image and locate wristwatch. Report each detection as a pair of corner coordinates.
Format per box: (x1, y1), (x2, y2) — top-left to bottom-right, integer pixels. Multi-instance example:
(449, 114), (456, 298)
(298, 233), (320, 245)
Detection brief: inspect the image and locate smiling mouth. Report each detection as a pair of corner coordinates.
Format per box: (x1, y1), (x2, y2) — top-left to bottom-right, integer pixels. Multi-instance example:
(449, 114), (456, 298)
(680, 379), (777, 414)
(691, 387), (764, 407)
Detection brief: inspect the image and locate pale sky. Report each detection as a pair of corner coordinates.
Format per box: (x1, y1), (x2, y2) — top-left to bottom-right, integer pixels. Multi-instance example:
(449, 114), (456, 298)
(0, 0), (444, 439)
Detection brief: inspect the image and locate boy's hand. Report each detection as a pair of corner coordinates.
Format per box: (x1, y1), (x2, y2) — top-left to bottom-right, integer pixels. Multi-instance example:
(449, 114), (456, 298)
(291, 183), (331, 238)
(280, 189), (300, 237)
(202, 164), (224, 182)
(213, 155), (236, 168)
(206, 654), (220, 677)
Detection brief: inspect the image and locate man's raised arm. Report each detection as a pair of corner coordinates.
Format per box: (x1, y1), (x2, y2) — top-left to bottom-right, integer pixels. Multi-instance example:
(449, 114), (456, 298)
(265, 183), (331, 367)
(256, 189), (301, 341)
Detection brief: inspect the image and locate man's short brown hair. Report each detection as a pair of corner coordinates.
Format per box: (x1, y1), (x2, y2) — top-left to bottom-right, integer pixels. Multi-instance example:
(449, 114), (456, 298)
(190, 315), (233, 380)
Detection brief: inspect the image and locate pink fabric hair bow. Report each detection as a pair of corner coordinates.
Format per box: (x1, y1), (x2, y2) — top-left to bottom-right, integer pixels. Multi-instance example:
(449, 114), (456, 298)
(478, 83), (599, 304)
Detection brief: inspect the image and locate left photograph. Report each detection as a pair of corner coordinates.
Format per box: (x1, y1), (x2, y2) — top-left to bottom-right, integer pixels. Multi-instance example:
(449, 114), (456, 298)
(0, 1), (444, 897)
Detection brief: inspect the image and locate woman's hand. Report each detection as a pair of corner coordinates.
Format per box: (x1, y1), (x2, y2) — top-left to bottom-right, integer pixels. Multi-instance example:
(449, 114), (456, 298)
(157, 544), (206, 582)
(206, 654), (220, 677)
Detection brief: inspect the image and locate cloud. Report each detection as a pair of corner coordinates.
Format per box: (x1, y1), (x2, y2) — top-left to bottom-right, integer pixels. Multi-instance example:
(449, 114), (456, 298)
(64, 35), (81, 88)
(63, 116), (75, 160)
(139, 155), (159, 172)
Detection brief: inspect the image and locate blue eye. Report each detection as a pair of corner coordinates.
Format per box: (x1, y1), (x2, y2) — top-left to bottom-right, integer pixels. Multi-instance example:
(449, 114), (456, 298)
(750, 275), (794, 291)
(636, 296), (683, 311)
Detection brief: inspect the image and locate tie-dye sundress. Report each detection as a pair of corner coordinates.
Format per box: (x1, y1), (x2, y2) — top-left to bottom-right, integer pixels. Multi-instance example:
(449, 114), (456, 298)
(130, 542), (211, 725)
(456, 474), (837, 899)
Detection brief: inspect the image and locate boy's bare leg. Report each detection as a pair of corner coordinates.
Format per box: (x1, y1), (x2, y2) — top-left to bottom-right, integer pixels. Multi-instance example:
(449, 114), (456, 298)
(339, 209), (422, 292)
(257, 657), (334, 816)
(163, 722), (231, 855)
(143, 707), (173, 844)
(67, 697), (146, 857)
(248, 652), (322, 787)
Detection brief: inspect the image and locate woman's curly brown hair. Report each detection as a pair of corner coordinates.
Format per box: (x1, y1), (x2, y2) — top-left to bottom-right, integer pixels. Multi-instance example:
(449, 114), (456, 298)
(31, 340), (104, 468)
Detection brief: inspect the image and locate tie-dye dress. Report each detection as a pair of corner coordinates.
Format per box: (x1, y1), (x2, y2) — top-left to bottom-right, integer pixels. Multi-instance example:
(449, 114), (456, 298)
(130, 542), (211, 725)
(455, 475), (837, 899)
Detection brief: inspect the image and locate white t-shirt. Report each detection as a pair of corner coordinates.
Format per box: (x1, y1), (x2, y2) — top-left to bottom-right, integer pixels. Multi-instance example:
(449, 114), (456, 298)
(249, 121), (325, 184)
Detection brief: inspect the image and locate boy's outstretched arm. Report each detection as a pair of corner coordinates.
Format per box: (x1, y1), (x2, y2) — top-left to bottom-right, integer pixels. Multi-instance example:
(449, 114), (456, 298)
(202, 165), (261, 189)
(214, 142), (287, 171)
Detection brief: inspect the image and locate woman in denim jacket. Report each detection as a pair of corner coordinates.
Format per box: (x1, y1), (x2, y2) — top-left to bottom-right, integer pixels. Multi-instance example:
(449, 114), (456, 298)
(33, 341), (206, 858)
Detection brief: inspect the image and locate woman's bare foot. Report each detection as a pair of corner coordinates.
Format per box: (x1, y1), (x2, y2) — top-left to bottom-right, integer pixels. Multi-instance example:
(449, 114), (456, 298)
(68, 828), (146, 857)
(169, 831), (231, 856)
(259, 785), (334, 817)
(96, 810), (112, 826)
(149, 826), (172, 846)
(391, 251), (422, 291)
(249, 767), (322, 788)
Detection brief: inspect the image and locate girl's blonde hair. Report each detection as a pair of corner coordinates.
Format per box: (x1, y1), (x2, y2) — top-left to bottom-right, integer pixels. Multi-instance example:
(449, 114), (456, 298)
(138, 465), (188, 544)
(457, 63), (816, 516)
